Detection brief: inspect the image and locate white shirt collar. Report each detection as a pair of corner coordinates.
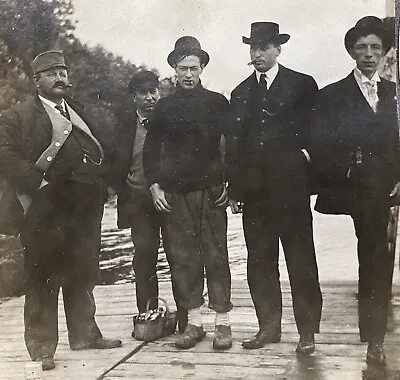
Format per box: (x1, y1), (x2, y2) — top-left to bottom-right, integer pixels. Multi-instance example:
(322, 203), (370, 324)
(353, 67), (381, 85)
(38, 95), (66, 112)
(255, 63), (279, 84)
(136, 111), (148, 123)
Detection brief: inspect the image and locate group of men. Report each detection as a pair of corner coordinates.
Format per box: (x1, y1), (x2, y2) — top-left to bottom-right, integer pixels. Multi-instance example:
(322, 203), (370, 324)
(0, 15), (397, 371)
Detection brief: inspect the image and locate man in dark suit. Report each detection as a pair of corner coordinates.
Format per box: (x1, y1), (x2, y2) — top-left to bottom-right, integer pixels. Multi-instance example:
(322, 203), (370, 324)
(109, 70), (187, 333)
(311, 16), (398, 365)
(0, 51), (121, 371)
(227, 22), (322, 354)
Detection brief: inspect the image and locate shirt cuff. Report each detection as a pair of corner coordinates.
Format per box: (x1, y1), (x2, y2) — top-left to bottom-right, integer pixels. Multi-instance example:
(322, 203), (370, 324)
(301, 149), (311, 162)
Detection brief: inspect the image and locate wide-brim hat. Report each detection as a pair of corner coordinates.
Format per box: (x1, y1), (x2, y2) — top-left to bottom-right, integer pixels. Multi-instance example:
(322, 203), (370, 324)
(31, 51), (67, 75)
(167, 36), (209, 67)
(344, 16), (393, 54)
(242, 22), (290, 45)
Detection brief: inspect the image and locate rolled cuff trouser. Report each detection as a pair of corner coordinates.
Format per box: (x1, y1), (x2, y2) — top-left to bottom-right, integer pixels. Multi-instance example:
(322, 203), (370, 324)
(163, 186), (233, 313)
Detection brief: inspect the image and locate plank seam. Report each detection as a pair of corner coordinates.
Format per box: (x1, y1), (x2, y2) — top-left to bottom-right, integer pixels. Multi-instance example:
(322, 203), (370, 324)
(95, 342), (148, 380)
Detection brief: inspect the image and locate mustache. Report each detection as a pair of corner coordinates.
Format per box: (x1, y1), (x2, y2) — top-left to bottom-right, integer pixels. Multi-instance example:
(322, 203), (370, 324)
(53, 82), (72, 88)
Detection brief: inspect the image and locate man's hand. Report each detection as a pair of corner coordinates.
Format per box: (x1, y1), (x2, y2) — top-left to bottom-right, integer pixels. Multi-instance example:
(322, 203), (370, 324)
(215, 186), (229, 208)
(149, 183), (172, 213)
(229, 199), (243, 214)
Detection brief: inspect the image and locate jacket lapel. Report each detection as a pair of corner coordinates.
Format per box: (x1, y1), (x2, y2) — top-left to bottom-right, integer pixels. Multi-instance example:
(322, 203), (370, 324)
(343, 72), (375, 115)
(33, 95), (53, 137)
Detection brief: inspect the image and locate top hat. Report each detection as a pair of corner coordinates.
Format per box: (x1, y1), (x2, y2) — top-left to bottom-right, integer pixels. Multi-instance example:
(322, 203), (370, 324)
(344, 16), (393, 54)
(167, 36), (210, 67)
(31, 51), (67, 75)
(242, 22), (290, 45)
(128, 70), (159, 94)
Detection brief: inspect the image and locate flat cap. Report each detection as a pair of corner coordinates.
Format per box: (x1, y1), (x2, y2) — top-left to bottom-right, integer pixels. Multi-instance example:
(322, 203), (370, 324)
(31, 51), (67, 75)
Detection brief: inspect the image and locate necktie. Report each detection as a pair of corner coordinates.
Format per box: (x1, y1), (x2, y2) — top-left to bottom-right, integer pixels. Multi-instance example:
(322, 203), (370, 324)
(259, 73), (268, 90)
(365, 81), (378, 113)
(55, 104), (69, 120)
(141, 119), (149, 129)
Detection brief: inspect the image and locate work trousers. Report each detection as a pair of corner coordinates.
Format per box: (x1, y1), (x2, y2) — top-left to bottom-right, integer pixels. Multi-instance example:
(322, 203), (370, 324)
(163, 186), (233, 313)
(130, 194), (182, 315)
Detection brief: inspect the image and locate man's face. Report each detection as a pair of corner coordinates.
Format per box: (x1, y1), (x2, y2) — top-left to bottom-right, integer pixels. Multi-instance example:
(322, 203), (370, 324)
(250, 43), (281, 72)
(134, 86), (160, 117)
(35, 67), (69, 101)
(350, 34), (384, 79)
(175, 55), (204, 90)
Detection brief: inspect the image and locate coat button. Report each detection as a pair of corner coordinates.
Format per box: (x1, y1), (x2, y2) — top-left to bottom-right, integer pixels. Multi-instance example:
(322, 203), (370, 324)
(236, 117), (241, 122)
(54, 142), (61, 147)
(64, 130), (69, 135)
(46, 156), (52, 161)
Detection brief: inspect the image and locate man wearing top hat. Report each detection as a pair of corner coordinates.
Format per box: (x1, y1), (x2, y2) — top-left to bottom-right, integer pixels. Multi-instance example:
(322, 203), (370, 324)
(0, 51), (121, 370)
(143, 36), (233, 350)
(226, 22), (322, 354)
(310, 16), (398, 365)
(109, 70), (187, 333)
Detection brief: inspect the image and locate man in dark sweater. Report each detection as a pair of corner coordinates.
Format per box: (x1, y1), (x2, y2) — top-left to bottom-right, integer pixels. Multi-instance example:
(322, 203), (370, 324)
(144, 36), (233, 350)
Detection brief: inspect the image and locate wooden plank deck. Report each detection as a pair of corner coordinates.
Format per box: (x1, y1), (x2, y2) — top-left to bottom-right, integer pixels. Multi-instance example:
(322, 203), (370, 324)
(1, 280), (400, 379)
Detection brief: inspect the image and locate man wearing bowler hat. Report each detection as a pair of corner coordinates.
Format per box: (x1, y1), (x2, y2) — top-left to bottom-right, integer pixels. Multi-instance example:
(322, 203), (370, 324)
(310, 16), (398, 365)
(144, 36), (233, 350)
(0, 51), (121, 371)
(109, 70), (187, 333)
(226, 22), (322, 354)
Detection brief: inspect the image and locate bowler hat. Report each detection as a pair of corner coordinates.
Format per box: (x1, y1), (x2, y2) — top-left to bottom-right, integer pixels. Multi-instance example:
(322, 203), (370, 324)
(167, 36), (209, 67)
(242, 22), (290, 45)
(128, 70), (159, 94)
(31, 51), (67, 75)
(344, 16), (393, 54)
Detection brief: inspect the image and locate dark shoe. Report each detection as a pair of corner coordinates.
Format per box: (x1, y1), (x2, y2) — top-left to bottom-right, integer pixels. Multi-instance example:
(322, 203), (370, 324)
(175, 324), (206, 349)
(366, 343), (386, 366)
(213, 325), (232, 350)
(242, 329), (281, 349)
(296, 333), (315, 355)
(71, 337), (122, 350)
(35, 356), (55, 371)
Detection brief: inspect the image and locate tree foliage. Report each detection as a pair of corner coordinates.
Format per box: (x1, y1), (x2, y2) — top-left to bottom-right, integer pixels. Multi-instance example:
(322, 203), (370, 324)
(0, 0), (175, 131)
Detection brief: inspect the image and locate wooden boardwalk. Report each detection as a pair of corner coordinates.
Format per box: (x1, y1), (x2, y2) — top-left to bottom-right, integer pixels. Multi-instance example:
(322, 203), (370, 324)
(1, 279), (400, 379)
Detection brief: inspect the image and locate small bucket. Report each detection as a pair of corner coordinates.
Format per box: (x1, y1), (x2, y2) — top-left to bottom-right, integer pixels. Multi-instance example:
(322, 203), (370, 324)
(133, 297), (176, 342)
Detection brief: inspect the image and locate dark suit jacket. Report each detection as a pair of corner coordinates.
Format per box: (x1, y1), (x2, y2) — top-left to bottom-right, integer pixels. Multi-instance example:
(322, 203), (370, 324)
(227, 64), (318, 200)
(0, 94), (111, 230)
(108, 110), (146, 229)
(310, 72), (399, 214)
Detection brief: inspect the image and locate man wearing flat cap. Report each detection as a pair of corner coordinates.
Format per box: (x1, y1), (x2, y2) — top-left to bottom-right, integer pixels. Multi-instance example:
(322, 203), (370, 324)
(143, 36), (233, 350)
(109, 70), (187, 334)
(226, 22), (322, 354)
(0, 51), (121, 371)
(310, 16), (398, 365)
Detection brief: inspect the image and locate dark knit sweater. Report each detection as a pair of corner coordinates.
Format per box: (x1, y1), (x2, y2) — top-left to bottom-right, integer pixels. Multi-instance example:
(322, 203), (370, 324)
(143, 84), (229, 193)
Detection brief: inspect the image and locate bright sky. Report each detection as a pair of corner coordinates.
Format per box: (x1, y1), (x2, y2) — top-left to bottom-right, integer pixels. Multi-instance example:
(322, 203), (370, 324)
(72, 0), (390, 94)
